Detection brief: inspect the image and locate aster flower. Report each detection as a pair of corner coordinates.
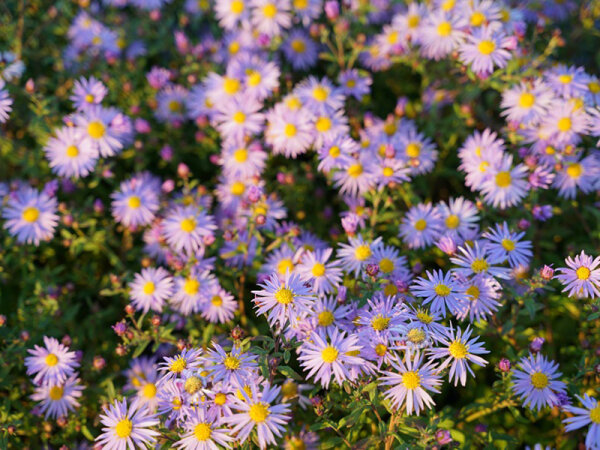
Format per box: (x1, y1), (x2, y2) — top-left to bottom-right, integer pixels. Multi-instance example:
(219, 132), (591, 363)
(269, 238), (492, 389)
(307, 296), (351, 331)
(201, 285), (238, 324)
(204, 73), (244, 105)
(25, 336), (79, 386)
(437, 197), (479, 242)
(111, 177), (160, 228)
(265, 103), (313, 158)
(555, 251), (600, 299)
(311, 109), (349, 149)
(541, 99), (589, 147)
(480, 154), (529, 209)
(317, 133), (358, 173)
(174, 407), (233, 450)
(553, 155), (600, 199)
(296, 76), (345, 115)
(70, 76), (107, 110)
(3, 186), (58, 245)
(155, 85), (188, 124)
(500, 80), (555, 125)
(128, 267), (174, 313)
(215, 0), (250, 30)
(420, 11), (466, 60)
(336, 236), (381, 276)
(396, 125), (438, 175)
(31, 376), (84, 419)
(482, 222), (532, 268)
(214, 97), (265, 141)
(369, 243), (410, 280)
(544, 65), (588, 99)
(453, 275), (501, 322)
(206, 343), (258, 385)
(428, 325), (489, 386)
(44, 126), (98, 178)
(333, 155), (377, 197)
(250, 0), (291, 36)
(411, 270), (466, 317)
(227, 383), (291, 449)
(162, 205), (217, 254)
(125, 357), (160, 412)
(398, 203), (443, 249)
(451, 242), (510, 280)
(0, 79), (13, 122)
(458, 26), (512, 76)
(379, 349), (442, 415)
(512, 353), (567, 411)
(252, 271), (314, 329)
(260, 245), (298, 279)
(298, 328), (363, 388)
(170, 270), (217, 316)
(281, 29), (319, 70)
(562, 394), (600, 450)
(356, 296), (404, 339)
(338, 69), (371, 101)
(73, 105), (123, 157)
(159, 348), (204, 384)
(96, 398), (159, 450)
(296, 248), (343, 295)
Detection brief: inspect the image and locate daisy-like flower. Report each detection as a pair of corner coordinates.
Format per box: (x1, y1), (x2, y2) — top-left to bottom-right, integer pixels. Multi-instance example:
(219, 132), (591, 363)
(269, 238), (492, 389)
(206, 343), (258, 385)
(228, 54), (280, 102)
(544, 64), (588, 99)
(2, 186), (58, 245)
(311, 109), (349, 149)
(170, 270), (217, 316)
(296, 76), (345, 115)
(500, 80), (555, 125)
(396, 125), (438, 175)
(336, 236), (381, 276)
(260, 246), (298, 279)
(96, 398), (159, 450)
(227, 383), (291, 449)
(125, 358), (160, 412)
(215, 0), (249, 30)
(333, 155), (376, 197)
(128, 267), (174, 313)
(73, 105), (123, 157)
(0, 79), (13, 123)
(281, 28), (319, 71)
(369, 242), (410, 280)
(411, 270), (466, 317)
(44, 126), (98, 178)
(398, 203), (443, 249)
(482, 222), (532, 268)
(480, 154), (529, 209)
(298, 328), (363, 388)
(265, 103), (313, 159)
(453, 275), (502, 322)
(296, 248), (343, 295)
(511, 353), (567, 411)
(158, 348), (204, 384)
(155, 85), (189, 124)
(162, 205), (216, 254)
(221, 141), (267, 178)
(562, 394), (600, 450)
(214, 97), (264, 141)
(338, 69), (371, 101)
(555, 251), (600, 298)
(308, 296), (351, 331)
(553, 155), (600, 199)
(379, 349), (442, 415)
(541, 99), (589, 147)
(357, 296), (404, 339)
(458, 26), (512, 76)
(31, 375), (84, 419)
(420, 11), (466, 60)
(428, 324), (489, 386)
(25, 336), (79, 386)
(317, 134), (357, 174)
(201, 285), (238, 324)
(437, 197), (479, 242)
(252, 271), (314, 329)
(111, 177), (160, 228)
(250, 0), (291, 37)
(451, 242), (510, 280)
(174, 407), (233, 450)
(70, 76), (107, 110)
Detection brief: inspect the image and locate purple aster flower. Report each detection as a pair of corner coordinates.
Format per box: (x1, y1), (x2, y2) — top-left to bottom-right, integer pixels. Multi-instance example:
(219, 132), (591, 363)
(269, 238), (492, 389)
(453, 275), (501, 322)
(555, 251), (600, 299)
(214, 97), (265, 141)
(296, 248), (343, 295)
(155, 85), (188, 125)
(25, 336), (79, 386)
(412, 270), (466, 317)
(428, 324), (489, 386)
(70, 76), (107, 110)
(3, 186), (58, 245)
(553, 155), (600, 199)
(437, 197), (479, 242)
(281, 28), (319, 70)
(73, 105), (123, 157)
(250, 0), (292, 37)
(336, 236), (381, 276)
(96, 398), (159, 449)
(297, 328), (363, 388)
(480, 154), (529, 209)
(511, 353), (567, 411)
(544, 65), (588, 99)
(398, 203), (443, 249)
(379, 349), (442, 415)
(0, 79), (13, 123)
(500, 80), (555, 126)
(201, 285), (238, 324)
(451, 242), (511, 280)
(146, 66), (171, 89)
(420, 11), (466, 60)
(265, 103), (314, 159)
(174, 407), (234, 449)
(162, 205), (217, 255)
(459, 26), (512, 76)
(296, 76), (345, 116)
(338, 69), (371, 101)
(31, 375), (84, 419)
(562, 394), (600, 449)
(111, 176), (160, 228)
(482, 222), (533, 268)
(44, 126), (99, 178)
(206, 343), (258, 385)
(158, 348), (204, 384)
(128, 267), (174, 313)
(170, 270), (218, 316)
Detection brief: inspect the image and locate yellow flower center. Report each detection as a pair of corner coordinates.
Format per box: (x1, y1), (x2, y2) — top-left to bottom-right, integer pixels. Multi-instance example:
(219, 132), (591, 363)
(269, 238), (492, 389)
(470, 11), (485, 26)
(184, 376), (202, 394)
(284, 123), (297, 137)
(143, 281), (155, 295)
(384, 283), (398, 296)
(407, 328), (426, 344)
(49, 386), (64, 400)
(407, 14), (420, 28)
(501, 239), (515, 251)
(318, 310), (334, 327)
(180, 217), (196, 233)
(471, 258), (489, 273)
(232, 111), (246, 123)
(346, 79), (356, 88)
(576, 266), (591, 280)
(589, 82), (600, 94)
(291, 39), (306, 53)
(312, 86), (328, 102)
(282, 380), (298, 397)
(223, 77), (240, 95)
(478, 40), (496, 55)
(84, 94), (95, 103)
(263, 3), (277, 18)
(519, 92), (535, 108)
(387, 31), (399, 44)
(437, 22), (452, 37)
(383, 122), (396, 136)
(233, 148), (248, 163)
(115, 419), (133, 438)
(293, 0), (307, 8)
(479, 161), (489, 172)
(348, 163), (363, 178)
(312, 262), (326, 277)
(354, 244), (371, 261)
(247, 70), (262, 87)
(194, 423), (212, 441)
(230, 0), (244, 14)
(449, 340), (468, 359)
(566, 163), (582, 178)
(211, 295), (223, 306)
(22, 207), (40, 223)
(402, 371), (421, 389)
(249, 403), (270, 422)
(414, 218), (427, 231)
(143, 383), (157, 398)
(530, 372), (549, 389)
(230, 181), (245, 196)
(315, 117), (332, 132)
(405, 142), (421, 158)
(170, 356), (187, 373)
(371, 315), (391, 331)
(66, 145), (79, 158)
(465, 285), (480, 300)
(286, 96), (302, 110)
(590, 406), (600, 423)
(495, 171), (511, 188)
(442, 0), (455, 10)
(128, 196), (141, 209)
(416, 311), (433, 324)
(87, 121), (105, 139)
(382, 167), (394, 177)
(434, 284), (451, 297)
(275, 288), (294, 304)
(229, 41), (240, 54)
(379, 258), (394, 273)
(172, 397), (182, 409)
(445, 214), (460, 229)
(184, 278), (200, 295)
(168, 100), (182, 112)
(214, 393), (227, 405)
(321, 345), (339, 363)
(277, 258), (295, 275)
(557, 117), (572, 132)
(224, 356), (240, 370)
(375, 344), (387, 356)
(45, 353), (59, 367)
(558, 74), (572, 84)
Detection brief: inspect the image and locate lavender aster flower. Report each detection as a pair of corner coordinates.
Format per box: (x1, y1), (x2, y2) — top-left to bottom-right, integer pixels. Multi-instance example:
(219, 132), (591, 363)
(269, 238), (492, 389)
(3, 186), (58, 245)
(511, 353), (567, 411)
(96, 398), (160, 449)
